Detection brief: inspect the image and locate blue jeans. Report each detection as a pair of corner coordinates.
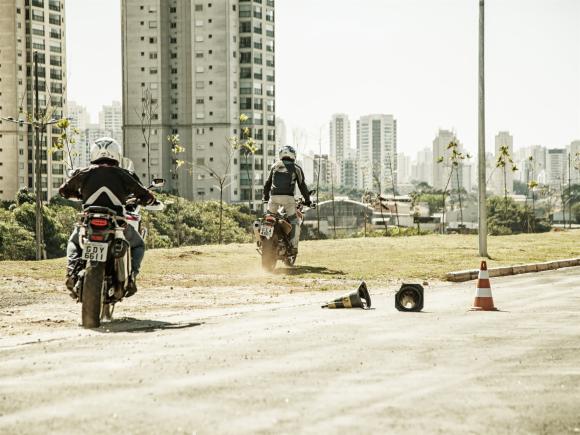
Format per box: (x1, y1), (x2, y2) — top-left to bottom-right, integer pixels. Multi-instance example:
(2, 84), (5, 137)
(66, 224), (145, 276)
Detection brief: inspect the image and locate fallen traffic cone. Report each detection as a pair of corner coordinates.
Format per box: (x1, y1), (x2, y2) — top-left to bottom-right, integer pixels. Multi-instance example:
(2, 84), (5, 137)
(322, 281), (371, 309)
(470, 260), (498, 311)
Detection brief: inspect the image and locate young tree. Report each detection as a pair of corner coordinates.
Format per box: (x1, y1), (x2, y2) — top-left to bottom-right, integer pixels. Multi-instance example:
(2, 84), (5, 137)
(52, 117), (80, 171)
(134, 86), (159, 184)
(495, 144), (518, 219)
(385, 154), (400, 228)
(437, 140), (470, 233)
(238, 114), (257, 213)
(371, 163), (389, 235)
(191, 140), (237, 245)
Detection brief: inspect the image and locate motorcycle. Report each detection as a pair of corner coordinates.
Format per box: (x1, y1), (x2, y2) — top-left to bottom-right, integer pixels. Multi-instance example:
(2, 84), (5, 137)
(71, 179), (165, 328)
(254, 191), (316, 272)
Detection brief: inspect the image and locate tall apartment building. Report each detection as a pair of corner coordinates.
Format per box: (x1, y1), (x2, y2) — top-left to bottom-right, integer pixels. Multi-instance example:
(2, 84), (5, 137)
(397, 152), (411, 184)
(514, 144), (547, 184)
(99, 100), (123, 144)
(329, 113), (350, 162)
(122, 0), (276, 205)
(546, 148), (568, 188)
(411, 147), (433, 185)
(275, 116), (286, 150)
(432, 129), (469, 191)
(356, 114), (397, 192)
(493, 131), (514, 195)
(67, 101), (90, 168)
(0, 0), (67, 201)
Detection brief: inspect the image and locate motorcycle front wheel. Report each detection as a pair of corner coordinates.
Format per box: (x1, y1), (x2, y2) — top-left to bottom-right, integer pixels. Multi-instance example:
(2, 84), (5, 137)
(283, 255), (296, 267)
(261, 235), (278, 272)
(82, 262), (106, 328)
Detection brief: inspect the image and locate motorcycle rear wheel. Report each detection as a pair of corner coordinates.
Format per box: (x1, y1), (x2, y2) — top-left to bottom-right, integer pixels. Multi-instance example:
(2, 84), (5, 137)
(82, 262), (106, 328)
(261, 236), (277, 272)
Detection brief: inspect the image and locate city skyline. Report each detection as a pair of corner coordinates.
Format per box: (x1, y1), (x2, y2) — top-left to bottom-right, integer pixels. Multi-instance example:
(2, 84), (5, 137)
(66, 0), (580, 158)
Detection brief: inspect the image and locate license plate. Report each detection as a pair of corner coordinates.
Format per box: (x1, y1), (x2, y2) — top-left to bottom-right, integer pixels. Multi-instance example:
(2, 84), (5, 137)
(260, 224), (274, 238)
(82, 242), (109, 262)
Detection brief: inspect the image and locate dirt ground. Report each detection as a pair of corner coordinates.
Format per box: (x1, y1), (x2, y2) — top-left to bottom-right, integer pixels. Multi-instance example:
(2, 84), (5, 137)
(1, 267), (579, 434)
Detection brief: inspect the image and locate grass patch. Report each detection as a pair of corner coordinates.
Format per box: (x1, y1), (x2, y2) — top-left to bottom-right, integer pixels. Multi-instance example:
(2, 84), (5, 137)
(0, 231), (578, 291)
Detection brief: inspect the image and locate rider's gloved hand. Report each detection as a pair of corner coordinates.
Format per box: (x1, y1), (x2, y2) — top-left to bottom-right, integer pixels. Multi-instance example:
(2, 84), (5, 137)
(303, 200), (312, 207)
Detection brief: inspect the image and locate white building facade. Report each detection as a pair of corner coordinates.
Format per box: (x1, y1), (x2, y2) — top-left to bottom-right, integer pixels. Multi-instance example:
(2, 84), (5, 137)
(122, 0), (276, 204)
(356, 114), (397, 193)
(0, 0), (67, 201)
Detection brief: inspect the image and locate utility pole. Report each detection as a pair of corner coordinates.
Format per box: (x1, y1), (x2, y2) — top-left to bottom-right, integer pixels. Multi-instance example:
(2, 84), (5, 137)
(478, 0), (488, 257)
(33, 51), (44, 260)
(568, 153), (572, 228)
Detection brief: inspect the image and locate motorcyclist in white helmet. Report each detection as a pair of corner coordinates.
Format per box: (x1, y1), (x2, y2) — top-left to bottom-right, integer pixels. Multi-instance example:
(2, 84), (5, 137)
(59, 137), (155, 298)
(263, 145), (312, 255)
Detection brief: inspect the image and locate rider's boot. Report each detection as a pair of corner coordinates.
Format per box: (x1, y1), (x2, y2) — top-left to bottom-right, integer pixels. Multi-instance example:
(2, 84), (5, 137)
(125, 272), (138, 298)
(65, 275), (78, 300)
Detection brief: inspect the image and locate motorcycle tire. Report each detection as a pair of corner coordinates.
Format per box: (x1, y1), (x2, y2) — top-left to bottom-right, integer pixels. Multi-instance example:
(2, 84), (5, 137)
(82, 262), (106, 328)
(261, 236), (277, 272)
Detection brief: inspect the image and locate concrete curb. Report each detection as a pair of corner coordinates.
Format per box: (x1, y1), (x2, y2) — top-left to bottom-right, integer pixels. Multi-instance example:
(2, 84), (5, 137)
(446, 258), (580, 282)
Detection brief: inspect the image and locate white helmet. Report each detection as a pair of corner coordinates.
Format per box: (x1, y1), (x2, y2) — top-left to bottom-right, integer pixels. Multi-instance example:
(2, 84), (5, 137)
(90, 137), (122, 165)
(279, 145), (296, 161)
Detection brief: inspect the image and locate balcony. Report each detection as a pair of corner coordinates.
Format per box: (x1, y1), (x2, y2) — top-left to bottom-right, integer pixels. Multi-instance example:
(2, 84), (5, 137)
(49, 15), (60, 25)
(49, 0), (61, 11)
(50, 29), (61, 39)
(32, 0), (44, 7)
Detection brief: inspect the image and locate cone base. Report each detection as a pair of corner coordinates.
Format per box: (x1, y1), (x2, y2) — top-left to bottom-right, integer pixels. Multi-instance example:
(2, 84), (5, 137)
(469, 306), (499, 311)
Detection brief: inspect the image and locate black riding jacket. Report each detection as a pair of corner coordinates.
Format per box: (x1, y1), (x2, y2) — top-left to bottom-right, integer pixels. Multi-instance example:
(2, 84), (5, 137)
(263, 159), (311, 203)
(59, 165), (154, 216)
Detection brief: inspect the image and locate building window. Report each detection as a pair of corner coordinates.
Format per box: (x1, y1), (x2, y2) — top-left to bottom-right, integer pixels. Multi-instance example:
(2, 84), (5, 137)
(149, 52), (157, 59)
(195, 4), (203, 11)
(149, 21), (158, 29)
(196, 81), (204, 89)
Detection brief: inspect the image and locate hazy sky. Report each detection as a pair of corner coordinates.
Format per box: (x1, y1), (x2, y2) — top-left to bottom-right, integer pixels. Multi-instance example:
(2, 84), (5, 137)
(66, 0), (580, 157)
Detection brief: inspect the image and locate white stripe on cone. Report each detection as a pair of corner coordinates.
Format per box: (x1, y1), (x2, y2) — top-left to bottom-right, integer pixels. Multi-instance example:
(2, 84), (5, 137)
(475, 287), (492, 297)
(478, 270), (489, 279)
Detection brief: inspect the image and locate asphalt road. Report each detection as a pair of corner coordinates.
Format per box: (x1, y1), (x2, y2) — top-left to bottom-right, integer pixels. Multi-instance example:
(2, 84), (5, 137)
(1, 267), (579, 434)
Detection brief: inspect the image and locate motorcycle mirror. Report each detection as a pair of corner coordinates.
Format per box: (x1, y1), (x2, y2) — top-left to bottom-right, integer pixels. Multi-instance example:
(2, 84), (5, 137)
(309, 189), (317, 195)
(150, 178), (166, 189)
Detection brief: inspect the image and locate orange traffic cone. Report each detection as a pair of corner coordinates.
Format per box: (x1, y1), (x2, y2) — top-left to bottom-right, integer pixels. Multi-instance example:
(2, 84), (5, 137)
(470, 260), (498, 311)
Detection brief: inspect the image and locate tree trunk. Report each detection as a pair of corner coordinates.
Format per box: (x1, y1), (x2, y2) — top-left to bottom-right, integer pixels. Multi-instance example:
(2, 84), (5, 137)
(219, 186), (224, 244)
(456, 169), (464, 227)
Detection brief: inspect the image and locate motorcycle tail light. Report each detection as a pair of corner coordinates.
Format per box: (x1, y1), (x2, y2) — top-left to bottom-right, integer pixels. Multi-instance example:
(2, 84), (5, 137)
(89, 234), (105, 241)
(90, 218), (109, 227)
(265, 215), (276, 223)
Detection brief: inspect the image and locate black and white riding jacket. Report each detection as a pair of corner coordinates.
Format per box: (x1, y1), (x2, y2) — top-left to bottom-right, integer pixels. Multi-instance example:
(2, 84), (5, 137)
(59, 164), (154, 216)
(263, 159), (311, 202)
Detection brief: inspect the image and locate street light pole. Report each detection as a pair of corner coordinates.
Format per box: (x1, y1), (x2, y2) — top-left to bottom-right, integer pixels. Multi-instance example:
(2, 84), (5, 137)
(33, 51), (45, 260)
(478, 0), (488, 257)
